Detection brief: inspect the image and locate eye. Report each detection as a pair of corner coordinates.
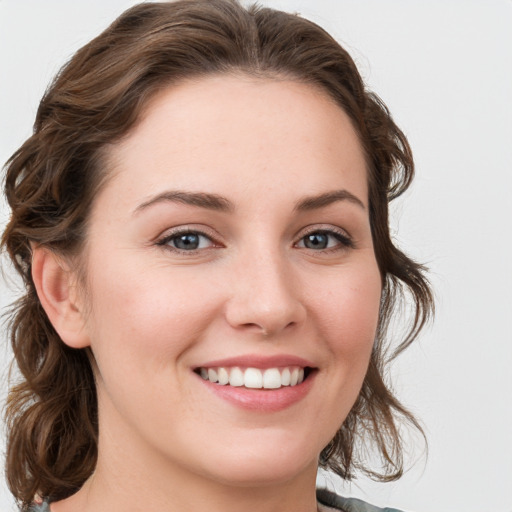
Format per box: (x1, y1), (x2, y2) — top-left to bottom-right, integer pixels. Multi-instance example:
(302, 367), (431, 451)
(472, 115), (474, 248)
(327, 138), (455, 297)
(157, 230), (215, 251)
(296, 229), (353, 251)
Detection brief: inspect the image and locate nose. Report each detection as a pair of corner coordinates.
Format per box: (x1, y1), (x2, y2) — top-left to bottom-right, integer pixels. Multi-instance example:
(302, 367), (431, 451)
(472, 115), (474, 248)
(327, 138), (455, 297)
(224, 249), (306, 337)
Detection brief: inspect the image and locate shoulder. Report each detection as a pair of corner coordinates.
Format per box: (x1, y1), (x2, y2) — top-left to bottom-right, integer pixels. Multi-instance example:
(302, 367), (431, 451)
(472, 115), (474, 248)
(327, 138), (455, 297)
(317, 488), (405, 512)
(26, 502), (51, 512)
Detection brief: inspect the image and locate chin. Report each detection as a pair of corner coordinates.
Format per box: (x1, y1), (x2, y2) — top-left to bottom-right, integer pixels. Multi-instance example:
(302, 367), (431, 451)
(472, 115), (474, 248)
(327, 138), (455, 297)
(191, 438), (320, 487)
(207, 461), (314, 488)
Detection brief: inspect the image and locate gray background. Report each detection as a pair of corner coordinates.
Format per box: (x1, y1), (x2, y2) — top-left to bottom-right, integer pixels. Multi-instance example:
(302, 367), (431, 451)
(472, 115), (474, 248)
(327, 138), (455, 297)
(1, 1), (511, 511)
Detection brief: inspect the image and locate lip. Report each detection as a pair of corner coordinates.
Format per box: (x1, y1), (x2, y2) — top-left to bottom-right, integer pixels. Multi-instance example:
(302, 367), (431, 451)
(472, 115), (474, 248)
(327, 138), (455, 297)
(193, 354), (317, 412)
(194, 354), (315, 370)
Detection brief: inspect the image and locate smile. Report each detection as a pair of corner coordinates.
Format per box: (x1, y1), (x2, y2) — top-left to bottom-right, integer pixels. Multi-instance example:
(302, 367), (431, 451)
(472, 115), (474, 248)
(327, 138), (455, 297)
(196, 366), (308, 389)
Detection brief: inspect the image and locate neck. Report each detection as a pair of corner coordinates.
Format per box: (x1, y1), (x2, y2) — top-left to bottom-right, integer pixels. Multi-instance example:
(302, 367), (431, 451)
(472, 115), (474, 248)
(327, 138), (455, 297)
(54, 459), (319, 512)
(51, 419), (320, 512)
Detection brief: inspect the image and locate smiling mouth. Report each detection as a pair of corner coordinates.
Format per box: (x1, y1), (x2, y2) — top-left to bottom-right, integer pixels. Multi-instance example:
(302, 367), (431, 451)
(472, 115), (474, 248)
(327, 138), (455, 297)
(194, 366), (314, 389)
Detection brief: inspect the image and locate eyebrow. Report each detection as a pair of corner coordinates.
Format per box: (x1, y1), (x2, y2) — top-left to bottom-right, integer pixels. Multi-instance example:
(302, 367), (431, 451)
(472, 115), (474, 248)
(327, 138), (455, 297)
(294, 189), (366, 211)
(134, 188), (365, 215)
(134, 190), (234, 215)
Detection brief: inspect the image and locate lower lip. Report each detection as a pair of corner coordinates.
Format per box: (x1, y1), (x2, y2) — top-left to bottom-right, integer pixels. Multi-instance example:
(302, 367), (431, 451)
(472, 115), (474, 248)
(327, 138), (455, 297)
(196, 371), (317, 412)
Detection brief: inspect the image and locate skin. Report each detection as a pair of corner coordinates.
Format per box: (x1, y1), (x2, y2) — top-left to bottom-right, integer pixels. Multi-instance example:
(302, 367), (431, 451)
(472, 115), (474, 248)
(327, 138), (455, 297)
(35, 76), (382, 512)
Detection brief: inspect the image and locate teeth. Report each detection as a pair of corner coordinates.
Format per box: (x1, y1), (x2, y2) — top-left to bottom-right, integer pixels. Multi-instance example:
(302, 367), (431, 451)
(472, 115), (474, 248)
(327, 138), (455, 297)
(198, 366), (307, 389)
(244, 368), (263, 388)
(229, 367), (244, 387)
(290, 368), (299, 386)
(208, 368), (218, 383)
(217, 367), (229, 385)
(263, 368), (281, 389)
(281, 368), (291, 386)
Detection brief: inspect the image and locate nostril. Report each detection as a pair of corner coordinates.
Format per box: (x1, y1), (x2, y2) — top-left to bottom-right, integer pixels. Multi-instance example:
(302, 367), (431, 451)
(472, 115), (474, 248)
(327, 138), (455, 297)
(240, 320), (298, 338)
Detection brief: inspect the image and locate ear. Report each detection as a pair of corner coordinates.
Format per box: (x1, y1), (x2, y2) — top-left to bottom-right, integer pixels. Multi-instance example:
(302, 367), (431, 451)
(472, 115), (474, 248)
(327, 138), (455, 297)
(31, 246), (90, 349)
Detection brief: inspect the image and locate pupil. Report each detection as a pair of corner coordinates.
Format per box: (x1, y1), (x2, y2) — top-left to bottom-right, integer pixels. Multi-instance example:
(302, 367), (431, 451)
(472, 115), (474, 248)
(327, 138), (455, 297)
(305, 233), (328, 249)
(175, 233), (199, 250)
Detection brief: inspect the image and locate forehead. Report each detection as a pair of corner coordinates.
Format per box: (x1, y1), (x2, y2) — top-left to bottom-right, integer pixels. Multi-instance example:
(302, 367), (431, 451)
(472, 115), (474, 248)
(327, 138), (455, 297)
(101, 75), (368, 212)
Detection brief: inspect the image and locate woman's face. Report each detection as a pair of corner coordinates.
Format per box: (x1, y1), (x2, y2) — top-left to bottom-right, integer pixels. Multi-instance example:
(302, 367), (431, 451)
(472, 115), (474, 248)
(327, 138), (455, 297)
(78, 76), (382, 487)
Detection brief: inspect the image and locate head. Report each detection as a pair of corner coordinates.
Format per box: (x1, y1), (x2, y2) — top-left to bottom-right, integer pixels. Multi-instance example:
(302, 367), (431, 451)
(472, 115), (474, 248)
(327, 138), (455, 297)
(2, 0), (433, 507)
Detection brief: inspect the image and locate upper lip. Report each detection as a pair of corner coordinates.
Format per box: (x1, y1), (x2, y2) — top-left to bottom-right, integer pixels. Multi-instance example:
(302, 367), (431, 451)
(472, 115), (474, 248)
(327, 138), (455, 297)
(194, 354), (316, 370)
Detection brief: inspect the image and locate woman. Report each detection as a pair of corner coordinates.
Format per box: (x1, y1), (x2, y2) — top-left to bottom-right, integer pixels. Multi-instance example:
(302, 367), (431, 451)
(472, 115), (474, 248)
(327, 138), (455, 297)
(1, 1), (433, 511)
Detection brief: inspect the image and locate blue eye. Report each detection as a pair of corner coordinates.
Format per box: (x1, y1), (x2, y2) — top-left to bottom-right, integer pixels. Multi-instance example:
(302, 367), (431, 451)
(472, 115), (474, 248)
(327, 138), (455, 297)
(303, 233), (330, 249)
(297, 230), (352, 250)
(158, 231), (214, 251)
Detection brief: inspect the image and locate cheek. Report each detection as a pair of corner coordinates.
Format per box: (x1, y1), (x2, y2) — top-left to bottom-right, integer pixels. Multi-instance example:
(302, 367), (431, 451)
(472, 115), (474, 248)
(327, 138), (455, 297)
(311, 262), (382, 370)
(83, 259), (221, 371)
(298, 262), (381, 446)
(82, 262), (224, 424)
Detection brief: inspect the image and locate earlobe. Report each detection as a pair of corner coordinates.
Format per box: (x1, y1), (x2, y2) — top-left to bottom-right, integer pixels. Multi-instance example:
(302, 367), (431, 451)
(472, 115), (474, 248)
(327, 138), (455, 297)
(31, 247), (90, 349)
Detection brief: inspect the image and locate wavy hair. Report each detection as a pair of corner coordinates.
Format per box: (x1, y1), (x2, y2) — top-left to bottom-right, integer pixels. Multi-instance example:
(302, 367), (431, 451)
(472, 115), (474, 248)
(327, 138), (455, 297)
(1, 0), (433, 508)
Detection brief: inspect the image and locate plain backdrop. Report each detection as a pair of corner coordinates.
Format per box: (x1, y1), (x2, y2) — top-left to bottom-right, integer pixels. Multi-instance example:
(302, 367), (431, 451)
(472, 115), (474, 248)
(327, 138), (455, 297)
(1, 1), (511, 511)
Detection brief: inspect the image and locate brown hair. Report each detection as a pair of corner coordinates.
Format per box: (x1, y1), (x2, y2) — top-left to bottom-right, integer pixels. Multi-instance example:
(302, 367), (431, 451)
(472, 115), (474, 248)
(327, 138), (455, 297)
(1, 0), (433, 508)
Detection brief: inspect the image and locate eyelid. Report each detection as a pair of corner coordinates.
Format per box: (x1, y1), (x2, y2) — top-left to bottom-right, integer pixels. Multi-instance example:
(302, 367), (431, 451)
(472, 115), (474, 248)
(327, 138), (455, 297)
(294, 225), (354, 250)
(155, 225), (223, 251)
(153, 223), (354, 254)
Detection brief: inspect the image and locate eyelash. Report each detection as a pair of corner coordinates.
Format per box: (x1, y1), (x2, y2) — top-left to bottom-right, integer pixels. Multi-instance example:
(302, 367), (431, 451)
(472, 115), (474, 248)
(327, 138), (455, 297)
(156, 228), (219, 253)
(295, 227), (354, 252)
(155, 227), (354, 254)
